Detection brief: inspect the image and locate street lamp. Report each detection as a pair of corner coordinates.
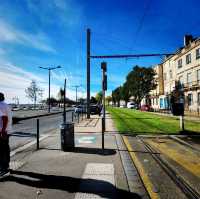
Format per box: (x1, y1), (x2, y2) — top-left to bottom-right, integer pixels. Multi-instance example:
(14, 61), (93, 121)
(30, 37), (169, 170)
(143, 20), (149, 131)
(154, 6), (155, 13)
(39, 66), (61, 113)
(72, 85), (82, 104)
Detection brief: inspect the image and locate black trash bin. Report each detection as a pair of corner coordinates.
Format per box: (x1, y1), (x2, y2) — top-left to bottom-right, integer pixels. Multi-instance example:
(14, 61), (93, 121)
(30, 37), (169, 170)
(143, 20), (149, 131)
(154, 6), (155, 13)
(60, 122), (75, 151)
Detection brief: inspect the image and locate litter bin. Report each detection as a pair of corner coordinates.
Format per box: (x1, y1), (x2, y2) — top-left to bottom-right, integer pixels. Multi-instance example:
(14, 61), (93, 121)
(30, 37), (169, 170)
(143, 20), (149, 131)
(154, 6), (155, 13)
(60, 122), (75, 151)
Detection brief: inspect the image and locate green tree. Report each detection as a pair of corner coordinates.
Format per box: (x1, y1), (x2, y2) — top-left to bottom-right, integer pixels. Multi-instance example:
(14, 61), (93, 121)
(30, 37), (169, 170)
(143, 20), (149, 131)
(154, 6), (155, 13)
(25, 80), (43, 108)
(112, 86), (122, 107)
(120, 82), (131, 106)
(95, 91), (103, 103)
(90, 96), (97, 104)
(106, 96), (112, 106)
(57, 88), (65, 107)
(126, 65), (156, 106)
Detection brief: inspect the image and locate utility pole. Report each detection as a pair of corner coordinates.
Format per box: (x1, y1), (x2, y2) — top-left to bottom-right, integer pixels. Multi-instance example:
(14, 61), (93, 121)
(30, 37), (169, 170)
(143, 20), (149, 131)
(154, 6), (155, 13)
(87, 28), (91, 119)
(39, 66), (61, 113)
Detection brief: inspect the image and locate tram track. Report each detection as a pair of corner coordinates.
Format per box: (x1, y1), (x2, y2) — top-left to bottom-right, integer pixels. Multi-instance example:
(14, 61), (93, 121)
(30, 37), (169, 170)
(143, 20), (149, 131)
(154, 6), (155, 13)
(140, 138), (200, 199)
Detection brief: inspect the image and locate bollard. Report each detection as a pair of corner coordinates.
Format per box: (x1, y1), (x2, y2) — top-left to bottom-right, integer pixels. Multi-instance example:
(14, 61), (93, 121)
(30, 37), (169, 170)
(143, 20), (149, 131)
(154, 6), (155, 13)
(72, 111), (74, 122)
(37, 118), (39, 150)
(78, 112), (79, 123)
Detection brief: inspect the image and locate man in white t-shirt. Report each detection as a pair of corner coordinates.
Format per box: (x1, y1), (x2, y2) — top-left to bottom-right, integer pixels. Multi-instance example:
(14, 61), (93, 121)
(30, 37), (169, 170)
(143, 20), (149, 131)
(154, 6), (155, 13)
(0, 93), (12, 178)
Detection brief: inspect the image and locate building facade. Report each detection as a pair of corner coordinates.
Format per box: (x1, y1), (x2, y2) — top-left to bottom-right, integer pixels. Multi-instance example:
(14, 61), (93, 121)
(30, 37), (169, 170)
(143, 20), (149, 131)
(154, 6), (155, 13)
(151, 35), (200, 112)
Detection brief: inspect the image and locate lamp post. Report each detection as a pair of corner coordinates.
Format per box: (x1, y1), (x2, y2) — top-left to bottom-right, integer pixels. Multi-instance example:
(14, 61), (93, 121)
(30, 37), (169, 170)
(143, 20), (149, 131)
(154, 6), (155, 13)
(72, 85), (82, 104)
(39, 66), (61, 113)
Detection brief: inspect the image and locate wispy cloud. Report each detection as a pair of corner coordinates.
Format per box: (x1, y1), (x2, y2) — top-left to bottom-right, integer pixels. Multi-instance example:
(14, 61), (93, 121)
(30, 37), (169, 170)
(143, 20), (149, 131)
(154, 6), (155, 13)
(0, 19), (56, 53)
(26, 0), (82, 27)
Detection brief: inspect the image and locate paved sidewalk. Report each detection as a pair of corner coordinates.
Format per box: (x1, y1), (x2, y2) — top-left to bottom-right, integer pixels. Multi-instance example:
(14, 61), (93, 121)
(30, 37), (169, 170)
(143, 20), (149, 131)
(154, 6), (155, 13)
(0, 114), (143, 199)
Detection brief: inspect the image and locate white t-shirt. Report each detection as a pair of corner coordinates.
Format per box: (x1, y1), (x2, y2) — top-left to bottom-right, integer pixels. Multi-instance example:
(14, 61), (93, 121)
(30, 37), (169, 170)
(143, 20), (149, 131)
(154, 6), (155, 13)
(0, 102), (12, 132)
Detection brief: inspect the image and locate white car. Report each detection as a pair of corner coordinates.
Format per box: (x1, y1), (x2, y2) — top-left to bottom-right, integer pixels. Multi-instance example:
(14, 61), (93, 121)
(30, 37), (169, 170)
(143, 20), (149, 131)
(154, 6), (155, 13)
(127, 102), (135, 109)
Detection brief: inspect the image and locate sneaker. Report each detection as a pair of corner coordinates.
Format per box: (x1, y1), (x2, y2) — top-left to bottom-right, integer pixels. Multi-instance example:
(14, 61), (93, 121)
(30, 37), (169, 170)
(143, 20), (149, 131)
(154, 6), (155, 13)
(0, 169), (10, 179)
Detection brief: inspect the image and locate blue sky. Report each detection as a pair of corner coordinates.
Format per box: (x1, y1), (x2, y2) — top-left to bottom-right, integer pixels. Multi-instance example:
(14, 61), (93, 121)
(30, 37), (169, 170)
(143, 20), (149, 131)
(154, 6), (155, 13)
(1, 0), (200, 103)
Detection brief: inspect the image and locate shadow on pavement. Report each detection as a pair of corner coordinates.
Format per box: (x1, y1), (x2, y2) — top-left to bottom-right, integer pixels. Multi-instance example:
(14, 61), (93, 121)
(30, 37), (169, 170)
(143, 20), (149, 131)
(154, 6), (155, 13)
(73, 147), (116, 155)
(4, 170), (141, 199)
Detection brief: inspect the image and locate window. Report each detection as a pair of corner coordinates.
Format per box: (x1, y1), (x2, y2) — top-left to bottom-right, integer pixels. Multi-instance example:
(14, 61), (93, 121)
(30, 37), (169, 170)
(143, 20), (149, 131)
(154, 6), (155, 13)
(198, 93), (200, 105)
(163, 73), (167, 80)
(169, 70), (172, 79)
(196, 48), (200, 59)
(197, 69), (200, 84)
(186, 54), (191, 64)
(177, 59), (182, 68)
(179, 75), (184, 88)
(188, 94), (193, 106)
(187, 72), (192, 87)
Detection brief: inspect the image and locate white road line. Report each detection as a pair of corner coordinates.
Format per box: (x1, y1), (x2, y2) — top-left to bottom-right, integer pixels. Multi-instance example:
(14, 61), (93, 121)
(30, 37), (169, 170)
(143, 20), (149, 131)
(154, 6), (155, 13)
(10, 134), (51, 157)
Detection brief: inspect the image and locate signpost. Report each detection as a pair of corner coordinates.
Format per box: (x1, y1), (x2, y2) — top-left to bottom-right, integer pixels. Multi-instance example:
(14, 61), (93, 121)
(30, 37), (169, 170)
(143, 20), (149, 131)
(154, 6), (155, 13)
(170, 82), (185, 132)
(101, 62), (107, 150)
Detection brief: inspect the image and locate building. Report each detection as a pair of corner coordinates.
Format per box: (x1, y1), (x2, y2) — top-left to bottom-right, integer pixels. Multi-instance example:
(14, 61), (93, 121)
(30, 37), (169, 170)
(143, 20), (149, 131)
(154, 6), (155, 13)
(150, 64), (164, 110)
(151, 35), (200, 112)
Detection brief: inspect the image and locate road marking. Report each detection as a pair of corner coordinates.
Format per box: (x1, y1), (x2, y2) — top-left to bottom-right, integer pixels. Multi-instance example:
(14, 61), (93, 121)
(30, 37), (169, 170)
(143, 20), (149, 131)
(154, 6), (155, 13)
(123, 136), (160, 199)
(75, 163), (115, 199)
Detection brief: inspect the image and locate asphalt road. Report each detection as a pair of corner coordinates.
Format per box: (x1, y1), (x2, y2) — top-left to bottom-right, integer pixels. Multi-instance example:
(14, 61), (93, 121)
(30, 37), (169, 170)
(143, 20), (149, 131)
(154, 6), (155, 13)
(9, 111), (73, 151)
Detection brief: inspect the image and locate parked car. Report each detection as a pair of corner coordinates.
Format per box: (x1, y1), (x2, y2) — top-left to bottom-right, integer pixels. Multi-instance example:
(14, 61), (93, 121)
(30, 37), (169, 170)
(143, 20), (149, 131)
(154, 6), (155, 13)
(90, 104), (101, 115)
(127, 102), (135, 109)
(140, 104), (151, 111)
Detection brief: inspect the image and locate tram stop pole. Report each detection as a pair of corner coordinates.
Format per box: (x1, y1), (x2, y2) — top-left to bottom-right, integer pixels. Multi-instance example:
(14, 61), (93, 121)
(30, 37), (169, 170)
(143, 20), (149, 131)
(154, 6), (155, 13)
(101, 62), (107, 151)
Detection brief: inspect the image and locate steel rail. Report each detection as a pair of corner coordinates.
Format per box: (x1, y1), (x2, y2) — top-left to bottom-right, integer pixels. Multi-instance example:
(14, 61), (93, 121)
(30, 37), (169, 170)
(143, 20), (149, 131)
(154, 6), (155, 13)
(140, 138), (200, 199)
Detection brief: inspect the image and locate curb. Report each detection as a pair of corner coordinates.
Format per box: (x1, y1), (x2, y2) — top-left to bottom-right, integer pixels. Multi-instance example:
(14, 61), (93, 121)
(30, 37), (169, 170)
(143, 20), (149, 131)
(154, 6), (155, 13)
(12, 109), (73, 123)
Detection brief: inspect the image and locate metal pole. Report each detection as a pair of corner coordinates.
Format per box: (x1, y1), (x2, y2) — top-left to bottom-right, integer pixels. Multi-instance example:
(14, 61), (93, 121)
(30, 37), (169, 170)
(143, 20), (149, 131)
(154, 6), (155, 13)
(180, 115), (184, 131)
(63, 79), (66, 123)
(76, 86), (77, 104)
(37, 118), (39, 150)
(48, 69), (51, 113)
(72, 111), (74, 122)
(101, 62), (107, 150)
(87, 28), (91, 119)
(78, 112), (79, 123)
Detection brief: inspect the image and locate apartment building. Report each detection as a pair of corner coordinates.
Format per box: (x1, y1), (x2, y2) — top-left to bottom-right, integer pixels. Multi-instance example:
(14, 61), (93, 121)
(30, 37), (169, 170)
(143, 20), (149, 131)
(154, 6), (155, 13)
(150, 64), (164, 110)
(151, 35), (200, 112)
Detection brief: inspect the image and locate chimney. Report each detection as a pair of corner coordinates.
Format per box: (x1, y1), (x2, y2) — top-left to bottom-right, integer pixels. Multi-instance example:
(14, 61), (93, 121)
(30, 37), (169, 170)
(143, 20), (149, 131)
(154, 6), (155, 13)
(184, 35), (193, 46)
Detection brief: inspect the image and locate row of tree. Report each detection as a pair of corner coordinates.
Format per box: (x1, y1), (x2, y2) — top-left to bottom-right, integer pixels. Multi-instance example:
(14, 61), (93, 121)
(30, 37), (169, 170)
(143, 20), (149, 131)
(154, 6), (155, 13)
(111, 65), (156, 107)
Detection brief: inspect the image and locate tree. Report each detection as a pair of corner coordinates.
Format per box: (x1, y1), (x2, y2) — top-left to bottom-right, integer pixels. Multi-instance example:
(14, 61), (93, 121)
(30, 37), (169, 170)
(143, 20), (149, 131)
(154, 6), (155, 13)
(106, 96), (112, 106)
(112, 86), (122, 107)
(95, 91), (103, 104)
(90, 96), (97, 104)
(57, 88), (65, 107)
(120, 82), (131, 106)
(25, 80), (43, 108)
(126, 65), (156, 107)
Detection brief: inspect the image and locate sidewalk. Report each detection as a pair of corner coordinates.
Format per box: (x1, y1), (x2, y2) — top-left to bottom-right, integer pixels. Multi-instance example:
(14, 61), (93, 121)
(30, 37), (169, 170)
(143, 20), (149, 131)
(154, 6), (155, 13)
(0, 114), (144, 199)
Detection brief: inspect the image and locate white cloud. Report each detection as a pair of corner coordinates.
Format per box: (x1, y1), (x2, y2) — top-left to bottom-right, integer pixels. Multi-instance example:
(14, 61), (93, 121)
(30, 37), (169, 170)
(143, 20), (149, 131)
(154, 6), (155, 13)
(0, 19), (56, 53)
(0, 61), (86, 104)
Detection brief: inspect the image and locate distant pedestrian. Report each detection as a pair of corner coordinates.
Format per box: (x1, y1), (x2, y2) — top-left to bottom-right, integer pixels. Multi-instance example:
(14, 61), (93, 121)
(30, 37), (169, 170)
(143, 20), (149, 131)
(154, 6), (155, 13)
(0, 93), (12, 178)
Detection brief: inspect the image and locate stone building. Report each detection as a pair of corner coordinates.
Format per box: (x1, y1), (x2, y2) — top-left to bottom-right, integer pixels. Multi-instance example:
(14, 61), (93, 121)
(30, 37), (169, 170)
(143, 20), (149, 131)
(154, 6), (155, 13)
(150, 35), (200, 112)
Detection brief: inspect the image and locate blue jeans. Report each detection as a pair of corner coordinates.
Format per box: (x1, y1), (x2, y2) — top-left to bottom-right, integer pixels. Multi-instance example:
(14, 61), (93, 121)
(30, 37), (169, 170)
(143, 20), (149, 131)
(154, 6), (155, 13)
(0, 135), (10, 171)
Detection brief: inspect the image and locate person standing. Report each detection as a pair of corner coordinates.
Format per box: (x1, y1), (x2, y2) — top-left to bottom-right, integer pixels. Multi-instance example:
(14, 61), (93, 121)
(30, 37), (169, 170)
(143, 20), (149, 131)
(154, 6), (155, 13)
(0, 93), (12, 178)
